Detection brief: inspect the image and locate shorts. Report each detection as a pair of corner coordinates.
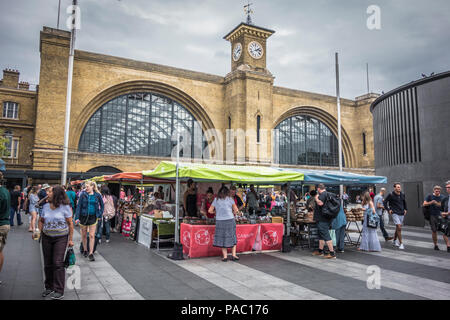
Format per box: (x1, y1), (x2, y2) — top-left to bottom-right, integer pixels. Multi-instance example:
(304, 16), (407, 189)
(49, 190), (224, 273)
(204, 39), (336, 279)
(392, 214), (404, 226)
(0, 225), (10, 252)
(79, 215), (98, 227)
(317, 221), (332, 241)
(429, 215), (441, 233)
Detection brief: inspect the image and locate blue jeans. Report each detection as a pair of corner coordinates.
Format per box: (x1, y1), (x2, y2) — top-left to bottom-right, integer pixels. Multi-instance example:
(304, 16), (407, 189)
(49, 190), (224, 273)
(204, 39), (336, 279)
(96, 218), (111, 241)
(379, 215), (389, 239)
(10, 207), (22, 226)
(335, 225), (346, 251)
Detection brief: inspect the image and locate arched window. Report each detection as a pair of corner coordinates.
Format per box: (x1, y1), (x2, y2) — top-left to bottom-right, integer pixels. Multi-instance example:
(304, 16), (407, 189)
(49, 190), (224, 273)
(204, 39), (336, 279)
(275, 115), (343, 167)
(79, 92), (203, 158)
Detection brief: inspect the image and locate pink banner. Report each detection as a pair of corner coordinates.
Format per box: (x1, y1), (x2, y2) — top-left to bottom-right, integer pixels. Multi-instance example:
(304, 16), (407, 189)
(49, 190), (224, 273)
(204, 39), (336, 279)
(180, 223), (280, 258)
(259, 223), (284, 251)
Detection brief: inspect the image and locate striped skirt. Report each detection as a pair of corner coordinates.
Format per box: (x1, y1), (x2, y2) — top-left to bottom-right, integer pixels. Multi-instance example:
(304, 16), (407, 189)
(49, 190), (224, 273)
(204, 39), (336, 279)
(213, 218), (237, 248)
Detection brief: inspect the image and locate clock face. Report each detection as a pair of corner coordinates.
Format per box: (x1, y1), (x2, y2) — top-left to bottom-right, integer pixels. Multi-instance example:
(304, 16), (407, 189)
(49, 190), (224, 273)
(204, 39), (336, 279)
(248, 41), (263, 59)
(233, 43), (242, 61)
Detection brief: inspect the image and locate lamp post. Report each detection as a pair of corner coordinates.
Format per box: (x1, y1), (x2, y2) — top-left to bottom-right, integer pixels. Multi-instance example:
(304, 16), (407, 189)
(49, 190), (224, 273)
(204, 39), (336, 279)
(61, 0), (78, 186)
(168, 131), (184, 260)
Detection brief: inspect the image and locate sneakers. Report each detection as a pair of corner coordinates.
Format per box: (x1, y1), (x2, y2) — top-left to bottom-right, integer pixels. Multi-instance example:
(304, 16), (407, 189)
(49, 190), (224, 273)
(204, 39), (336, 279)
(42, 289), (54, 297)
(106, 239), (110, 244)
(337, 249), (345, 253)
(399, 244), (405, 250)
(324, 253), (337, 259)
(88, 254), (95, 262)
(434, 245), (440, 251)
(312, 250), (324, 256)
(393, 240), (400, 247)
(51, 292), (64, 300)
(83, 251), (88, 258)
(447, 247), (450, 253)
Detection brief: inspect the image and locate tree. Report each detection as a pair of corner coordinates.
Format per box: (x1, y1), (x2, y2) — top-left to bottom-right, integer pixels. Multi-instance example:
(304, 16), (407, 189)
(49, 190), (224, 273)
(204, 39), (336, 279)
(0, 129), (11, 158)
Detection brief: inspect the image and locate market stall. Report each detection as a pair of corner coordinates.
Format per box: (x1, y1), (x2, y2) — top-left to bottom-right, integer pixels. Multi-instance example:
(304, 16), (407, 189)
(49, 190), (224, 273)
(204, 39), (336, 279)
(143, 161), (305, 258)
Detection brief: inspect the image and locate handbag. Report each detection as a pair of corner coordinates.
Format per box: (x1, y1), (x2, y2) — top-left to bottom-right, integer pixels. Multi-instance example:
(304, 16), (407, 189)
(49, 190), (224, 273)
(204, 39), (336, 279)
(382, 210), (390, 226)
(64, 247), (76, 268)
(329, 229), (336, 246)
(437, 217), (449, 236)
(366, 208), (379, 229)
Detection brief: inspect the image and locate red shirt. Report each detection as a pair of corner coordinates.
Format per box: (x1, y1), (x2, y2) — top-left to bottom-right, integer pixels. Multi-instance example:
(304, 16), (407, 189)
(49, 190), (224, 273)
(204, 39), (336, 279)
(204, 199), (215, 219)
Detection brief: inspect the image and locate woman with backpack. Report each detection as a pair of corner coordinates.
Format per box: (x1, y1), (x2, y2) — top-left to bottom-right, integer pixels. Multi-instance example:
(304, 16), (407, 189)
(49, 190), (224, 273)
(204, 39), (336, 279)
(97, 185), (116, 244)
(359, 192), (381, 252)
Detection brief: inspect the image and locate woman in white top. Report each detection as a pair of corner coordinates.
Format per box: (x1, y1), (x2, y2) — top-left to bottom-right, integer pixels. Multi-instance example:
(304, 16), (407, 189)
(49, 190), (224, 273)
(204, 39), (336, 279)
(208, 186), (240, 262)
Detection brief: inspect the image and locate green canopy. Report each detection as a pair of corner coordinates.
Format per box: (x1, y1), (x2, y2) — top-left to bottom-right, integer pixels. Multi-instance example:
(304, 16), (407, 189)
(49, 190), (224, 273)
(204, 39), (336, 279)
(143, 161), (304, 185)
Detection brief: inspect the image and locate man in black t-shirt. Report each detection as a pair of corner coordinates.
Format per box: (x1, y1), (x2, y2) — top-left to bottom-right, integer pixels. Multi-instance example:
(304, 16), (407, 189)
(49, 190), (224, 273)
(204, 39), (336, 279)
(312, 184), (336, 259)
(423, 185), (450, 252)
(9, 185), (22, 226)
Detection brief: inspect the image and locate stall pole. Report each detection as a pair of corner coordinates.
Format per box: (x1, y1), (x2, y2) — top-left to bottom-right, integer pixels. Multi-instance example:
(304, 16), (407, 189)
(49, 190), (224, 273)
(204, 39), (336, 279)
(140, 178), (143, 217)
(168, 132), (184, 260)
(335, 52), (344, 200)
(282, 182), (292, 252)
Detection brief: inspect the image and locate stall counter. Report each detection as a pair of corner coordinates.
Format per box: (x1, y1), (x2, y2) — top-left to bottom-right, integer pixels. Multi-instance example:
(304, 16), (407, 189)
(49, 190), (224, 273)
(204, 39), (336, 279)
(180, 223), (284, 258)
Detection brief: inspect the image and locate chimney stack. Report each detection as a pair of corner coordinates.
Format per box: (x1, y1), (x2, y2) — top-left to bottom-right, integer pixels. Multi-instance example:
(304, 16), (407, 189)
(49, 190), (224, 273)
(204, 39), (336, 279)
(18, 81), (30, 90)
(2, 68), (20, 88)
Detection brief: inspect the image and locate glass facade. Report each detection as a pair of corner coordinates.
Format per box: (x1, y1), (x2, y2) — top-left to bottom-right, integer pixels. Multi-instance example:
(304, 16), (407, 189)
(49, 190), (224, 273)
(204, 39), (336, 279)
(276, 115), (342, 167)
(79, 93), (202, 158)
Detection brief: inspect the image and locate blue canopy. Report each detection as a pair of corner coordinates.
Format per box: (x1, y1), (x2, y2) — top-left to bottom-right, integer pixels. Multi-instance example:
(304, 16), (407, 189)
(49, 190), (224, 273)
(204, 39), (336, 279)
(273, 167), (387, 185)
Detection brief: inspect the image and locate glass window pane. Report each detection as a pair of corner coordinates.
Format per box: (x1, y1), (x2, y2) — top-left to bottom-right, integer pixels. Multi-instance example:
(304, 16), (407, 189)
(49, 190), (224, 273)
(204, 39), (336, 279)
(79, 92), (201, 159)
(275, 115), (340, 167)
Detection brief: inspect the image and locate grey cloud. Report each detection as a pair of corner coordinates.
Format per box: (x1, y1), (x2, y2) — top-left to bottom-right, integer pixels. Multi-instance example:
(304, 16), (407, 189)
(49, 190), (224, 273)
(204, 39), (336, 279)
(0, 0), (449, 100)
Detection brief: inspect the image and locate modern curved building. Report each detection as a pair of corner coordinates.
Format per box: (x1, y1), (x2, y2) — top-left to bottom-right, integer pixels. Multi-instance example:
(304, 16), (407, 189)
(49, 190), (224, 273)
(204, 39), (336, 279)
(371, 71), (450, 227)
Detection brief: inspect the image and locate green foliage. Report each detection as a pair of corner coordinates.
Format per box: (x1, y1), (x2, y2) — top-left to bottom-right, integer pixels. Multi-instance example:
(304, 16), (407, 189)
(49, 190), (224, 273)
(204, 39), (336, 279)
(0, 129), (10, 158)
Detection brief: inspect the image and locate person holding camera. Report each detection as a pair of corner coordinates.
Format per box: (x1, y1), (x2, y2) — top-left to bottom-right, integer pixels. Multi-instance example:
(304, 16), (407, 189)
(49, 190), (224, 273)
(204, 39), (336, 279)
(424, 184), (450, 252)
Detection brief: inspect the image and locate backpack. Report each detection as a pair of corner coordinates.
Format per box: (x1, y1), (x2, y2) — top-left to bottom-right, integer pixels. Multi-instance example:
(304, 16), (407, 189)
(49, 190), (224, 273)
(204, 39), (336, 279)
(422, 205), (431, 221)
(322, 192), (341, 219)
(103, 195), (116, 220)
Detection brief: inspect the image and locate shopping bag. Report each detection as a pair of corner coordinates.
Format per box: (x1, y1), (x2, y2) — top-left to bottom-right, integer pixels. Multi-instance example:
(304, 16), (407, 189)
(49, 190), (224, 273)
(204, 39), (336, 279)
(64, 247), (76, 268)
(329, 229), (336, 247)
(382, 210), (389, 226)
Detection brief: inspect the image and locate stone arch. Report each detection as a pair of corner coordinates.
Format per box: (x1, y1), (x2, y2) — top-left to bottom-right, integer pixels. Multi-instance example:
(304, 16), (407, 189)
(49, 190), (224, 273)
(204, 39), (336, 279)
(70, 80), (216, 149)
(273, 106), (357, 168)
(87, 166), (122, 174)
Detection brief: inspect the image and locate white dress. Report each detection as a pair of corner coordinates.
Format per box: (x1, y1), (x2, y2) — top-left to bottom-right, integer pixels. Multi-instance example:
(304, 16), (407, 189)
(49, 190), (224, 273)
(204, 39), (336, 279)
(359, 204), (382, 252)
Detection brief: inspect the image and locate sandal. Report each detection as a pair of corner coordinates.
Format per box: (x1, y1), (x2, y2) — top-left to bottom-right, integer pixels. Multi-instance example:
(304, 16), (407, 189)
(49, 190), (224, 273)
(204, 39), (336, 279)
(222, 257), (228, 262)
(231, 256), (240, 261)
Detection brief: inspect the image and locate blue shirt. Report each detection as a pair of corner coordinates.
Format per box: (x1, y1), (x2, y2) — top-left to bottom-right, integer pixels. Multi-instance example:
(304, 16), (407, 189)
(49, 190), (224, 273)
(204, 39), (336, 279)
(88, 194), (96, 215)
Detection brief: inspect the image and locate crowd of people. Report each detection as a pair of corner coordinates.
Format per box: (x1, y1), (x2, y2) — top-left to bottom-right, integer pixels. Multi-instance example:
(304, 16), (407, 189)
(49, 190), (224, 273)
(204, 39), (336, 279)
(0, 177), (121, 299)
(0, 174), (449, 299)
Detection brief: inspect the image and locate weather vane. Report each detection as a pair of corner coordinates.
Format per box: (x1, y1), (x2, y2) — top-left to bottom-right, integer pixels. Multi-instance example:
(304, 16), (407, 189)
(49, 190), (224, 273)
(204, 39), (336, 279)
(244, 1), (254, 25)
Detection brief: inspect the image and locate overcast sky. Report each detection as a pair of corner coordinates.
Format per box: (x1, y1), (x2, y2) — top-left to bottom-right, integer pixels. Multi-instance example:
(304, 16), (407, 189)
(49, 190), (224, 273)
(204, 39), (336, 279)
(1, 0), (449, 99)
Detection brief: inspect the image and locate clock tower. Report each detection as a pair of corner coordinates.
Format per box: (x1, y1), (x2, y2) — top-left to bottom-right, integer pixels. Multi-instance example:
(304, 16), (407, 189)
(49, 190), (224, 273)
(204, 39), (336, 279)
(224, 22), (275, 72)
(223, 21), (276, 164)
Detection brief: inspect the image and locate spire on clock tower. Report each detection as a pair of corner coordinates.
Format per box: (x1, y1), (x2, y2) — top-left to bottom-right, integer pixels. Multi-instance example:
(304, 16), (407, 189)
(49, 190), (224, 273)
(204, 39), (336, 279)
(244, 1), (254, 25)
